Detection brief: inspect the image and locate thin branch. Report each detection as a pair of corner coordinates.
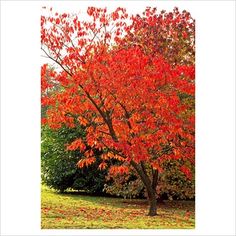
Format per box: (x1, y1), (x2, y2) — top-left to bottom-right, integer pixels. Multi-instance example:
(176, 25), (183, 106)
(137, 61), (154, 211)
(41, 46), (72, 76)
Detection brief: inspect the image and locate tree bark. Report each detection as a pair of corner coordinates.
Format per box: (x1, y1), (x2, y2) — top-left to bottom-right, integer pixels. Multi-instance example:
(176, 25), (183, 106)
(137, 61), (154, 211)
(130, 160), (158, 216)
(145, 179), (157, 216)
(147, 188), (157, 216)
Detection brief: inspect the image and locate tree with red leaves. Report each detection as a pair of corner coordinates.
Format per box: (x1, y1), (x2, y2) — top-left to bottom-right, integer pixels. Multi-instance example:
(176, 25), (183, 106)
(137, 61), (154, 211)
(41, 6), (195, 216)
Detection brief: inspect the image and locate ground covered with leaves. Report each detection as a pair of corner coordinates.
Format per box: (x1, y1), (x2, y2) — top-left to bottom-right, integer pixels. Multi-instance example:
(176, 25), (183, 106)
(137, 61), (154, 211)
(41, 186), (195, 229)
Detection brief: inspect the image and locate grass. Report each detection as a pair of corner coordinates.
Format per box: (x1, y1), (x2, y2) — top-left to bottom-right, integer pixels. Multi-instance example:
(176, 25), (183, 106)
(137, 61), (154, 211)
(41, 185), (195, 229)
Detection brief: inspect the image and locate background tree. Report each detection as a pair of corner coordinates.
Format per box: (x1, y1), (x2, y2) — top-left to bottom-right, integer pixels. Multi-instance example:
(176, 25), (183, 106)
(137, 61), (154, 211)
(41, 125), (107, 193)
(41, 6), (195, 216)
(125, 7), (195, 65)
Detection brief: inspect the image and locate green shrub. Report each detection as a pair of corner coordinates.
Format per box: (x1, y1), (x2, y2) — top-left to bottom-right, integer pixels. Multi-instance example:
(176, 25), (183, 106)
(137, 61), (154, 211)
(41, 125), (106, 193)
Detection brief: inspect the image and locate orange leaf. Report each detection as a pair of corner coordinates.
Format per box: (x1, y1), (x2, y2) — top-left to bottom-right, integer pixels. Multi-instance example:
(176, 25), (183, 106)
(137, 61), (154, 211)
(77, 157), (96, 168)
(98, 162), (107, 170)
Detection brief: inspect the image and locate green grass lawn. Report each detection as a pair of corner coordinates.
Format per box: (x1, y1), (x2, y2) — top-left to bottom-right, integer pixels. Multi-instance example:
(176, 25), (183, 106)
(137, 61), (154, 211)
(41, 185), (195, 229)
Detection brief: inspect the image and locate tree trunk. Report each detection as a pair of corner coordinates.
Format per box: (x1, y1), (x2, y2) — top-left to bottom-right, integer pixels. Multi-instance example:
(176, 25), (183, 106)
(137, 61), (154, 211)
(130, 161), (158, 216)
(148, 195), (157, 216)
(146, 184), (157, 216)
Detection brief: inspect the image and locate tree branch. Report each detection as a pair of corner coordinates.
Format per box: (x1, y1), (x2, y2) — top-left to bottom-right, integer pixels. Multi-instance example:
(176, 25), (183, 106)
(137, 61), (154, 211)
(152, 168), (158, 190)
(41, 47), (72, 76)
